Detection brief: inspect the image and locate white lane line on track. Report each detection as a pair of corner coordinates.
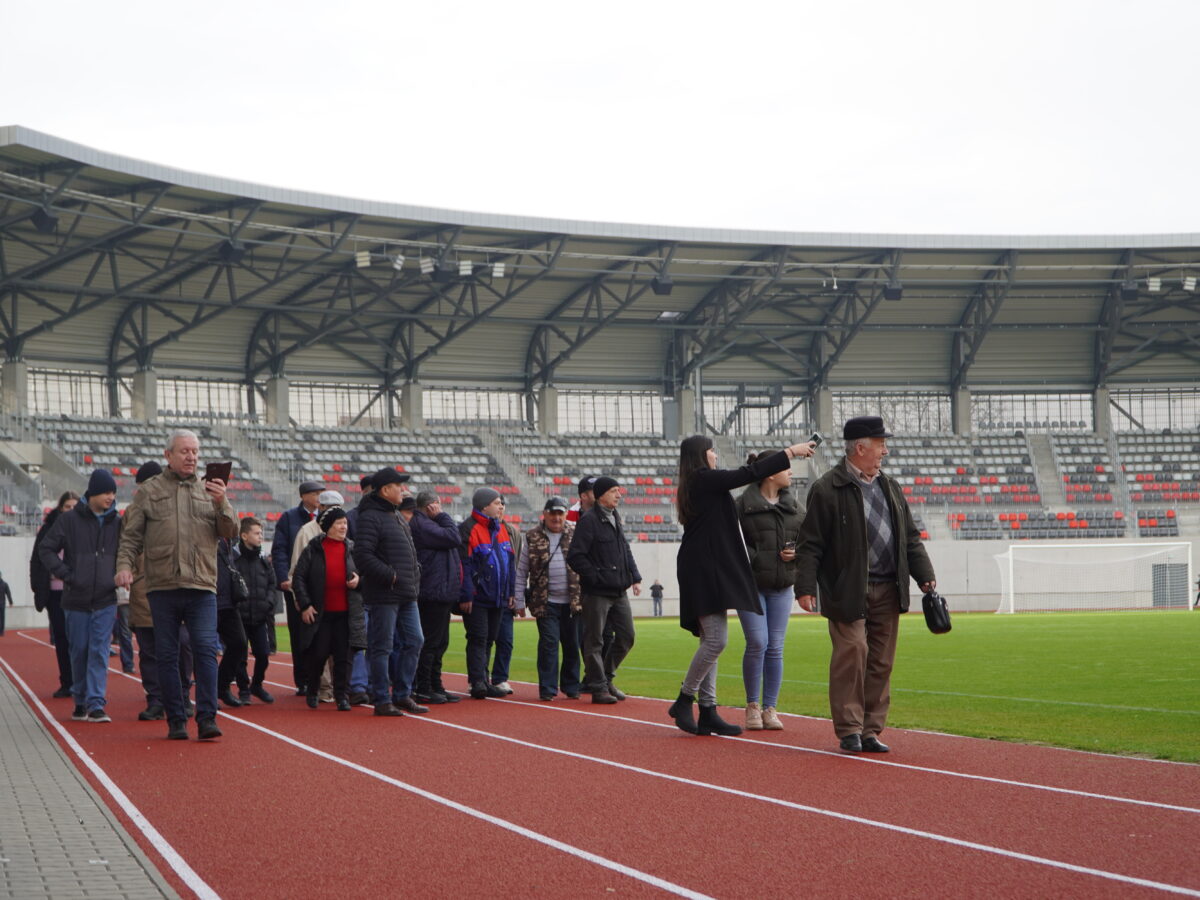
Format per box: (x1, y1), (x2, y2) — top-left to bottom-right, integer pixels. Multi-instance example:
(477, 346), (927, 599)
(217, 713), (712, 900)
(409, 714), (1200, 898)
(491, 695), (1200, 816)
(0, 655), (220, 900)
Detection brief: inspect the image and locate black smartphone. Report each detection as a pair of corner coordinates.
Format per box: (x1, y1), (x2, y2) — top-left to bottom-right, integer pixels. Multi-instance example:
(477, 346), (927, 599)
(809, 432), (823, 447)
(203, 461), (232, 483)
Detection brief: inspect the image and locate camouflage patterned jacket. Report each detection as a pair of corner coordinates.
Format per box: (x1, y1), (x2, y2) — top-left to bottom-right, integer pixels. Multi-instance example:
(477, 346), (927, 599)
(521, 522), (582, 617)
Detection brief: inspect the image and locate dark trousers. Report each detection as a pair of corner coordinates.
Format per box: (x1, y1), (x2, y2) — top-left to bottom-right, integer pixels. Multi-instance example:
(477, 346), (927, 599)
(491, 607), (515, 684)
(463, 604), (503, 686)
(136, 625), (191, 708)
(150, 589), (218, 722)
(46, 591), (73, 691)
(113, 605), (133, 670)
(284, 591), (307, 690)
(307, 611), (350, 701)
(216, 607), (248, 691)
(416, 602), (452, 694)
(580, 593), (635, 692)
(536, 604), (581, 697)
(0, 600), (6, 635)
(237, 621), (271, 691)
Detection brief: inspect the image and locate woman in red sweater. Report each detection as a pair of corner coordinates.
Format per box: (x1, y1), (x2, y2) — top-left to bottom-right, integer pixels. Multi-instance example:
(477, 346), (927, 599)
(293, 507), (364, 711)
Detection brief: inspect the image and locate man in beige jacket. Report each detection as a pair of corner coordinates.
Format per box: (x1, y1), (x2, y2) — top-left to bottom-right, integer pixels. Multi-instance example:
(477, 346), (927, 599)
(116, 429), (237, 741)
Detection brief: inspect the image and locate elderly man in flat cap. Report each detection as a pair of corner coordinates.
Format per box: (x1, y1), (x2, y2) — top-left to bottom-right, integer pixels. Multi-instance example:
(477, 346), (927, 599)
(795, 416), (936, 754)
(272, 479), (325, 696)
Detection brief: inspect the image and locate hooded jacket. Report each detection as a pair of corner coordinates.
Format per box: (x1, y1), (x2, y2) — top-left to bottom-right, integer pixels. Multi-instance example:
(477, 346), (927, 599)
(458, 509), (516, 608)
(795, 459), (936, 623)
(37, 501), (122, 612)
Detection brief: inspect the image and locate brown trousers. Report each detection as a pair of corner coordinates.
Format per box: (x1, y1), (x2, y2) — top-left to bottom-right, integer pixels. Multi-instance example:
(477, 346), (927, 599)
(827, 582), (900, 738)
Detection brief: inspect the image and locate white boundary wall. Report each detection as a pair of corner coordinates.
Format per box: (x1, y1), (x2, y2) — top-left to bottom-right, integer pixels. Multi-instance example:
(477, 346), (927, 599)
(2, 536), (1198, 628)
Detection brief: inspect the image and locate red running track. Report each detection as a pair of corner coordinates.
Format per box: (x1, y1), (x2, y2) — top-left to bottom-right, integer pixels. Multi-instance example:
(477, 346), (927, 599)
(3, 629), (1199, 899)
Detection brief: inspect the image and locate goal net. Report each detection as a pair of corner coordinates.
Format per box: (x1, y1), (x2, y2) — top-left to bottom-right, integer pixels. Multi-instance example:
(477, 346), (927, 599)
(994, 542), (1194, 613)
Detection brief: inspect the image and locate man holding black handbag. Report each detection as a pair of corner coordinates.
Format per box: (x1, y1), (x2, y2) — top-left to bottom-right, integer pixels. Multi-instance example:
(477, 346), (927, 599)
(795, 416), (936, 754)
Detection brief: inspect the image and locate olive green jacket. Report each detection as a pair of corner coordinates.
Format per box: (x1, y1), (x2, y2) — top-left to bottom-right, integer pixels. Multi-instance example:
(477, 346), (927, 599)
(795, 459), (935, 623)
(116, 469), (238, 594)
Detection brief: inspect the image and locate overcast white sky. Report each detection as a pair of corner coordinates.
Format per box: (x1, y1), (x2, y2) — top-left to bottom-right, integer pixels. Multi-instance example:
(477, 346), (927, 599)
(3, 0), (1197, 236)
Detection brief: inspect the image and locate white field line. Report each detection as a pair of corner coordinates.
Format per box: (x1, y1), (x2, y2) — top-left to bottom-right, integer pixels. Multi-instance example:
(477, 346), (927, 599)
(409, 713), (1200, 898)
(0, 655), (220, 900)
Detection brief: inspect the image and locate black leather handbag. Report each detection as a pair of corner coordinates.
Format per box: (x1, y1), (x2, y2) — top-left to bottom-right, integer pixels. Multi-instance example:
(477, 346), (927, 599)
(921, 589), (951, 634)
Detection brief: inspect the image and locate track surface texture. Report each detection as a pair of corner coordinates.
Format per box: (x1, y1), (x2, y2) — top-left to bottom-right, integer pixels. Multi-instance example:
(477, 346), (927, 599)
(3, 630), (1198, 899)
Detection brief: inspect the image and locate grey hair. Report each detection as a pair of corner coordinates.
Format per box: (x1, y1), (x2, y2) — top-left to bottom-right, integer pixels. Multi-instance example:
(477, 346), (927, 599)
(166, 428), (199, 452)
(844, 438), (867, 458)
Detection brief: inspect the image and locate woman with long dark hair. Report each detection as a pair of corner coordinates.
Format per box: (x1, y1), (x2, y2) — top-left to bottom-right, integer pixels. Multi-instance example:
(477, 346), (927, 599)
(735, 452), (807, 731)
(30, 491), (80, 697)
(669, 435), (815, 735)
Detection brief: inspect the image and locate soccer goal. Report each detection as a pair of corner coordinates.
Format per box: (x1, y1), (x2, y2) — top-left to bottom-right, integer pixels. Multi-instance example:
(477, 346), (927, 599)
(994, 542), (1194, 613)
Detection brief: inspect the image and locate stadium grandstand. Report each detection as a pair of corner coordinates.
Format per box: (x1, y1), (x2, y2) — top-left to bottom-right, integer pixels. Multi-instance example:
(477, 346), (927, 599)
(0, 125), (1198, 616)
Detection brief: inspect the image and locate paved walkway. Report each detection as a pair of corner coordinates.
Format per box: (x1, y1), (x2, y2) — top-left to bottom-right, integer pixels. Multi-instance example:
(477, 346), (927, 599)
(0, 662), (177, 900)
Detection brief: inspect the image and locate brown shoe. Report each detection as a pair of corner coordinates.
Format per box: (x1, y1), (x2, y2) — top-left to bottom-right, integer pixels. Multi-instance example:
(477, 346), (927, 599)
(394, 697), (429, 715)
(591, 691), (618, 705)
(761, 707), (783, 730)
(745, 702), (763, 730)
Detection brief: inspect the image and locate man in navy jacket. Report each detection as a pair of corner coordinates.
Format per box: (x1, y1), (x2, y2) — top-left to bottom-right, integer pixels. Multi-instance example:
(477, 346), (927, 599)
(410, 491), (463, 703)
(271, 480), (322, 693)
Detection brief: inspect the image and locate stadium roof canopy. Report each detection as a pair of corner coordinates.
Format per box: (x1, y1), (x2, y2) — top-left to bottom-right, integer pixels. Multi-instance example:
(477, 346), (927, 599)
(1, 125), (1198, 403)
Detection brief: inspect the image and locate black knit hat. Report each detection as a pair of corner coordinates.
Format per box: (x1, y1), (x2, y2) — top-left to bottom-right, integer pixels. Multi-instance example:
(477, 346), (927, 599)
(135, 461), (163, 484)
(592, 476), (620, 501)
(318, 506), (347, 533)
(85, 469), (117, 498)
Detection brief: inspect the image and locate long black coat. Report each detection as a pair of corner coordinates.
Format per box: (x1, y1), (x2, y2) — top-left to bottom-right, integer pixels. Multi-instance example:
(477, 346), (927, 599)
(676, 450), (791, 636)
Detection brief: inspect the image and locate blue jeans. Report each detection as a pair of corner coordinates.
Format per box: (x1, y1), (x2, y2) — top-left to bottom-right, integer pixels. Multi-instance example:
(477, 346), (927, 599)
(149, 589), (218, 722)
(387, 601), (424, 702)
(349, 605), (369, 695)
(491, 606), (515, 684)
(64, 605), (117, 711)
(367, 603), (399, 705)
(536, 603), (581, 697)
(738, 586), (794, 708)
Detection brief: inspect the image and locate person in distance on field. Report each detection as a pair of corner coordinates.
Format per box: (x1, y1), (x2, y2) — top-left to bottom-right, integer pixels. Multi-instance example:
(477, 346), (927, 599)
(794, 416), (936, 754)
(669, 437), (815, 737)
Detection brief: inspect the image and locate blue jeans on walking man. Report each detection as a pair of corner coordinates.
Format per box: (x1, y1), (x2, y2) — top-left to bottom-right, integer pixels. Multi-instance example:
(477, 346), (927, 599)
(367, 603), (398, 706)
(536, 603), (581, 698)
(64, 604), (117, 713)
(491, 606), (515, 685)
(149, 589), (218, 722)
(387, 601), (424, 703)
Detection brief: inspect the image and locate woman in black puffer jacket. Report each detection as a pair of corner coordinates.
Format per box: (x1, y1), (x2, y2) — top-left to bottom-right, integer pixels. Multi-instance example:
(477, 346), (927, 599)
(735, 453), (808, 732)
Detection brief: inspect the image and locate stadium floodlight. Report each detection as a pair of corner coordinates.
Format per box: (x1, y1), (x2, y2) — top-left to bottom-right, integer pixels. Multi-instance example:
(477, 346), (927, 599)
(31, 207), (59, 234)
(392, 254), (405, 272)
(459, 259), (473, 277)
(419, 256), (436, 275)
(882, 277), (903, 301)
(1146, 276), (1161, 292)
(1120, 280), (1139, 301)
(492, 261), (505, 279)
(1184, 276), (1197, 292)
(355, 250), (371, 268)
(656, 310), (683, 321)
(651, 274), (674, 296)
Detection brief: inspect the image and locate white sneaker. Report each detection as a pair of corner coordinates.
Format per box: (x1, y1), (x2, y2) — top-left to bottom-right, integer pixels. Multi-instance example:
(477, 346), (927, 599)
(493, 681), (514, 695)
(745, 701), (763, 730)
(761, 706), (783, 730)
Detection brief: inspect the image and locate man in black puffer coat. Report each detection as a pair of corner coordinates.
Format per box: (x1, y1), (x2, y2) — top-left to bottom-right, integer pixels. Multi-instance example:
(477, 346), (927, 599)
(351, 468), (422, 717)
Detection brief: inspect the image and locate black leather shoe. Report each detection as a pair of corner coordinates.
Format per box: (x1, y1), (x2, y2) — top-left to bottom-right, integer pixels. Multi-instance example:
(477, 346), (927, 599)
(564, 690), (581, 699)
(539, 692), (555, 701)
(139, 704), (165, 721)
(251, 685), (275, 703)
(336, 698), (352, 711)
(591, 691), (618, 705)
(438, 691), (461, 703)
(470, 682), (489, 699)
(861, 735), (890, 753)
(167, 719), (188, 740)
(306, 695), (319, 709)
(484, 683), (507, 698)
(196, 717), (222, 740)
(394, 697), (429, 715)
(839, 734), (863, 753)
(607, 683), (627, 701)
(53, 686), (73, 699)
(219, 690), (242, 708)
(373, 703), (404, 717)
(697, 705), (742, 737)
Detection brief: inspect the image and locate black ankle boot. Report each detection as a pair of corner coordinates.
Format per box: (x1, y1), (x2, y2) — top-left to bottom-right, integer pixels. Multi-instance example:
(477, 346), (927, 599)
(668, 691), (697, 734)
(697, 705), (743, 736)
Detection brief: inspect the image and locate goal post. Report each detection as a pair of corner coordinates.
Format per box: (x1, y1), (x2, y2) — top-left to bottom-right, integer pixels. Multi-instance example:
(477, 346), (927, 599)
(993, 542), (1194, 614)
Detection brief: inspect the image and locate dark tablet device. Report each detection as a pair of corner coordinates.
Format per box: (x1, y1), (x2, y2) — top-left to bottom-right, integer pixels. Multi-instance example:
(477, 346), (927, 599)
(203, 461), (232, 483)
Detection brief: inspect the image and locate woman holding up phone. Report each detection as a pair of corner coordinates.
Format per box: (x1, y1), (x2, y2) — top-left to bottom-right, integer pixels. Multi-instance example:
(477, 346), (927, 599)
(734, 452), (809, 731)
(670, 435), (816, 736)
